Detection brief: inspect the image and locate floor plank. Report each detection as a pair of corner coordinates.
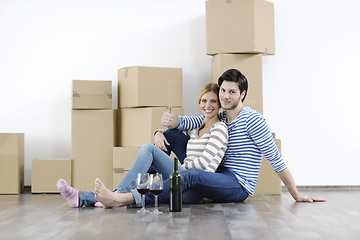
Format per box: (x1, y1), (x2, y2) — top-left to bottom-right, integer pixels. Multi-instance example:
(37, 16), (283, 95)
(0, 189), (359, 240)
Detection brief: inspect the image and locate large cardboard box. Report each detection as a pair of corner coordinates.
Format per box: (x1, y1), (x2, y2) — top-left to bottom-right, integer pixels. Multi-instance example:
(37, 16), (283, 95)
(72, 80), (112, 109)
(0, 133), (24, 194)
(31, 158), (71, 193)
(206, 0), (275, 55)
(118, 66), (182, 108)
(118, 107), (183, 147)
(254, 138), (282, 195)
(212, 54), (263, 114)
(72, 110), (116, 191)
(113, 147), (140, 189)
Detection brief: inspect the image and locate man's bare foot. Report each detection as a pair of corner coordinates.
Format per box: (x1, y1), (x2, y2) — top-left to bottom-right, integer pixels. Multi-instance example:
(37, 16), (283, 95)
(94, 178), (135, 208)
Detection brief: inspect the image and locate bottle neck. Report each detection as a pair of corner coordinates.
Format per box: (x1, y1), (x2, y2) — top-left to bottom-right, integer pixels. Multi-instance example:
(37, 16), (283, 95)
(173, 158), (178, 172)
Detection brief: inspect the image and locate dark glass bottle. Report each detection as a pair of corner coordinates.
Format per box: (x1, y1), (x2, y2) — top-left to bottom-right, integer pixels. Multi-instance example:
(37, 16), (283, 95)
(169, 157), (182, 212)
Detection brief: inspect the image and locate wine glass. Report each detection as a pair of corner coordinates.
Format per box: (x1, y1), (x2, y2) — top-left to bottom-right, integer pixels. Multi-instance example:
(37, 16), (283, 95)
(136, 173), (150, 213)
(149, 173), (163, 214)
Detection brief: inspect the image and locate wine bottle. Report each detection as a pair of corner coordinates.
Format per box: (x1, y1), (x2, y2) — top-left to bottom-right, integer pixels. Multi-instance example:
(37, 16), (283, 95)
(169, 157), (182, 212)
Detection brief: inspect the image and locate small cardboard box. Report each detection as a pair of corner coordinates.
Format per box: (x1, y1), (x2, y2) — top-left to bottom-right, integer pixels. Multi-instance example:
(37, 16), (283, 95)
(206, 0), (275, 55)
(254, 138), (282, 195)
(113, 147), (140, 189)
(118, 66), (182, 108)
(71, 109), (116, 191)
(0, 133), (24, 194)
(118, 107), (183, 147)
(31, 158), (71, 193)
(212, 53), (263, 114)
(72, 80), (112, 109)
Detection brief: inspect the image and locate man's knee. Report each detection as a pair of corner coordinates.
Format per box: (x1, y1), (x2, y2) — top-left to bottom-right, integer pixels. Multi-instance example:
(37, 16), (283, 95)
(181, 168), (202, 182)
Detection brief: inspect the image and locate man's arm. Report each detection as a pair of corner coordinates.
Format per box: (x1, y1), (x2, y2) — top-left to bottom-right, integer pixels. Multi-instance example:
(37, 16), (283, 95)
(161, 104), (204, 130)
(161, 105), (179, 129)
(277, 168), (326, 202)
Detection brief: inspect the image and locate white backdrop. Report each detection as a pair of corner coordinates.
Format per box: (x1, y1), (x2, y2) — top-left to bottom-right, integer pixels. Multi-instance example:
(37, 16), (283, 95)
(1, 0), (359, 186)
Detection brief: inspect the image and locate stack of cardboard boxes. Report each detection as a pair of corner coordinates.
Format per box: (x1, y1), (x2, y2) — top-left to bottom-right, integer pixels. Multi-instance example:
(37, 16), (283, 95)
(30, 80), (115, 193)
(206, 0), (282, 194)
(114, 66), (183, 188)
(27, 0), (281, 196)
(71, 80), (116, 191)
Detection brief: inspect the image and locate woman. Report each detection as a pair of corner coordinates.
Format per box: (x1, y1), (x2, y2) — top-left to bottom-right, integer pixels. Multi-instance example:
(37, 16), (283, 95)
(57, 83), (228, 208)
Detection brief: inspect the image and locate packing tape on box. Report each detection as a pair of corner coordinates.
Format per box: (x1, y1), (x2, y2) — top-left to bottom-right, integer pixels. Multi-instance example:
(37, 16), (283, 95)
(226, 0), (232, 4)
(72, 91), (80, 97)
(113, 168), (125, 173)
(124, 68), (128, 78)
(72, 91), (112, 98)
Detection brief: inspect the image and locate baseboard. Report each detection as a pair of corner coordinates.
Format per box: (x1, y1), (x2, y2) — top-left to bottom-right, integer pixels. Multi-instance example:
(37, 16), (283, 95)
(282, 185), (360, 191)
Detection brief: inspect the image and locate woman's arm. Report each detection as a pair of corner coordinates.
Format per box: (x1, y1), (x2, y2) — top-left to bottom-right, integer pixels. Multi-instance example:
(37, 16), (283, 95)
(154, 131), (169, 151)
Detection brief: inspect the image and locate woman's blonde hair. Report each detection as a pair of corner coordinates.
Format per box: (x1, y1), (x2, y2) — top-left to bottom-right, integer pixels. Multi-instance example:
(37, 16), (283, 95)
(197, 83), (220, 104)
(197, 83), (221, 126)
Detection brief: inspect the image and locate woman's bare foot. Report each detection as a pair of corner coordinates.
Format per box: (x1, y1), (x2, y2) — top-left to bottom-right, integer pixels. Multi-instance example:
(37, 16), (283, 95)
(94, 178), (135, 208)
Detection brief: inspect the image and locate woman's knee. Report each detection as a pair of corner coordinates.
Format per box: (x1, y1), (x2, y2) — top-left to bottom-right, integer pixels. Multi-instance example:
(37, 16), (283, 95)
(140, 143), (155, 152)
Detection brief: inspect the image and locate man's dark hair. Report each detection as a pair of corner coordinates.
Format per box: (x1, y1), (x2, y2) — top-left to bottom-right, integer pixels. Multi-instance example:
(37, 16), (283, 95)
(218, 69), (248, 102)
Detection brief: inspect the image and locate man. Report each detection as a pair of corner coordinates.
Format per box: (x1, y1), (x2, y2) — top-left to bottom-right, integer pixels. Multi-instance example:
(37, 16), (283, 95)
(161, 69), (325, 203)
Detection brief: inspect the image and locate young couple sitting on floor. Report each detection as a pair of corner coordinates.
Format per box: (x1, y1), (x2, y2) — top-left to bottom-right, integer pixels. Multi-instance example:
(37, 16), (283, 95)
(57, 69), (326, 208)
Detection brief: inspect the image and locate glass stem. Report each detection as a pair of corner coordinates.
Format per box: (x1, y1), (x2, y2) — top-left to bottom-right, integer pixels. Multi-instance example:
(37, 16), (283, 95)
(155, 195), (158, 211)
(142, 194), (145, 211)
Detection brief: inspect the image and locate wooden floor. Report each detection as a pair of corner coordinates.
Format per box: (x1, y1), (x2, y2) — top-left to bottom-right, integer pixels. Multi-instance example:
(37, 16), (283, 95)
(0, 188), (359, 240)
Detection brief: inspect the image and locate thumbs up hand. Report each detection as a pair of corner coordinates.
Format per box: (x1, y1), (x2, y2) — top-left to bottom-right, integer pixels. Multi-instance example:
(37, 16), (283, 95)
(161, 104), (179, 129)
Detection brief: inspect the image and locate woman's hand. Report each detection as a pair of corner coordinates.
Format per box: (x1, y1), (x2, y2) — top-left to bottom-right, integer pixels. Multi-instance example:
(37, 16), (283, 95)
(154, 131), (170, 151)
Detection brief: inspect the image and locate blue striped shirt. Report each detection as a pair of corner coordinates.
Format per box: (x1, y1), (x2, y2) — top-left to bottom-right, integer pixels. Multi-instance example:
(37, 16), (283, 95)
(176, 107), (287, 195)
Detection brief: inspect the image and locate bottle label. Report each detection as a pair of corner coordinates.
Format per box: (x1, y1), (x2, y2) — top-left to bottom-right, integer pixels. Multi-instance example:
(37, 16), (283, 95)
(169, 187), (182, 212)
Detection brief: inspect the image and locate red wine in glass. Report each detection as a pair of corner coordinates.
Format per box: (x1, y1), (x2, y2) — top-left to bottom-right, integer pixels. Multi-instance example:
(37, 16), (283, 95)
(137, 188), (150, 195)
(150, 189), (163, 196)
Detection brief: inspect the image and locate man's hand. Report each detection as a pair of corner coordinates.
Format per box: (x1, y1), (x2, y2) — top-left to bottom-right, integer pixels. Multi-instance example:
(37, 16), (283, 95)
(161, 104), (179, 129)
(295, 194), (326, 203)
(277, 168), (326, 203)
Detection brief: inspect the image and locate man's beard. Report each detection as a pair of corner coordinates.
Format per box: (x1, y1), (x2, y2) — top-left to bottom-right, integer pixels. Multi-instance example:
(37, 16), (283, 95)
(221, 96), (241, 110)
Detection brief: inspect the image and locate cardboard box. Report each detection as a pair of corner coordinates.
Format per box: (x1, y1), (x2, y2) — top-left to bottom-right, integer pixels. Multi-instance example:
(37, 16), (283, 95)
(113, 170), (129, 190)
(72, 110), (116, 191)
(31, 158), (71, 193)
(118, 107), (183, 147)
(0, 133), (24, 194)
(113, 147), (140, 189)
(206, 0), (275, 55)
(212, 54), (263, 114)
(118, 66), (182, 108)
(72, 80), (112, 109)
(254, 138), (282, 195)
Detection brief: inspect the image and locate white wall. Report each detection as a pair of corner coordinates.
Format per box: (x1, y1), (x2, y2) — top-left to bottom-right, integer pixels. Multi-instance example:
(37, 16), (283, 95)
(0, 0), (359, 186)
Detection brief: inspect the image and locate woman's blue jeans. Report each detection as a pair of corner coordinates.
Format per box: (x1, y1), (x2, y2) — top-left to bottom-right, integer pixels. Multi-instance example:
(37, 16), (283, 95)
(78, 129), (249, 207)
(78, 129), (189, 207)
